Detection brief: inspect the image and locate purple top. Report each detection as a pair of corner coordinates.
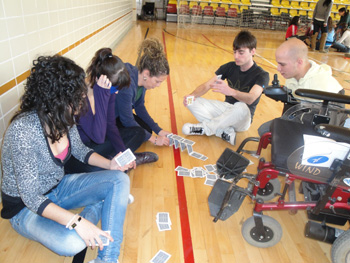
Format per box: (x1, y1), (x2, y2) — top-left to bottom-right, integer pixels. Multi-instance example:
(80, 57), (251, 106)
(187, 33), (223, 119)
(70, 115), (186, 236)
(78, 83), (126, 153)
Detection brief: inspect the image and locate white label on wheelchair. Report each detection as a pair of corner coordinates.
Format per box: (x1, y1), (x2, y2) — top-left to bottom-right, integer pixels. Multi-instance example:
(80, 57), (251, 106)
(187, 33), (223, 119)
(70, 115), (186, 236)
(302, 135), (350, 168)
(343, 178), (350, 187)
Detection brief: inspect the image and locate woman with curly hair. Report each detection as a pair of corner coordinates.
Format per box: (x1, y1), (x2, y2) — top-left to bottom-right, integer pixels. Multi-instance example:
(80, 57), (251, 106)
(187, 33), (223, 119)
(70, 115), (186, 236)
(115, 38), (171, 148)
(1, 55), (131, 263)
(64, 48), (158, 174)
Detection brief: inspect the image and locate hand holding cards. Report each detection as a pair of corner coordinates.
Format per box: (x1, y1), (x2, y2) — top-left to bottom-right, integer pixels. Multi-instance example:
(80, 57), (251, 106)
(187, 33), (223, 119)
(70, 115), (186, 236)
(186, 95), (195, 106)
(89, 231), (111, 247)
(115, 149), (136, 167)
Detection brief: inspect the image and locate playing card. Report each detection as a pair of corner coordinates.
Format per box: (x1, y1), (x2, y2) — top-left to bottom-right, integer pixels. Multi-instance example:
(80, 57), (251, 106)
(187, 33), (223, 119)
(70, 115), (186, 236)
(178, 170), (191, 177)
(189, 151), (203, 159)
(150, 250), (171, 263)
(186, 96), (194, 106)
(114, 149), (136, 167)
(175, 166), (189, 171)
(186, 144), (193, 154)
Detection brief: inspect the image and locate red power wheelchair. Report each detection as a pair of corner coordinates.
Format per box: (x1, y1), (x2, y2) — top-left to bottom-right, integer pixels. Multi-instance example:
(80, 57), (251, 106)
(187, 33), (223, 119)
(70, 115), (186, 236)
(208, 76), (350, 263)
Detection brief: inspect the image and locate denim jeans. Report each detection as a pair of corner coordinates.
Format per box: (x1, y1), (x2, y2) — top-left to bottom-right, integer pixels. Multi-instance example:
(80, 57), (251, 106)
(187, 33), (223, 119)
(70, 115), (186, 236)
(10, 170), (130, 263)
(332, 42), (350, 53)
(187, 97), (251, 137)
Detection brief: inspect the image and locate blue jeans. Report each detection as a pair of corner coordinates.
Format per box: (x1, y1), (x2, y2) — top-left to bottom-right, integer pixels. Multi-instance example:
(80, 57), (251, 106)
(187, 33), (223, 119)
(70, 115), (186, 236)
(10, 170), (130, 263)
(332, 42), (350, 53)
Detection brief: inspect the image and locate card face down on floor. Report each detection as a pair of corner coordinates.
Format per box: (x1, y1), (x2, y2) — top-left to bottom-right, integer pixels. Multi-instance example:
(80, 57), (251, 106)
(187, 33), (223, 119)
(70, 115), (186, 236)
(150, 249), (171, 263)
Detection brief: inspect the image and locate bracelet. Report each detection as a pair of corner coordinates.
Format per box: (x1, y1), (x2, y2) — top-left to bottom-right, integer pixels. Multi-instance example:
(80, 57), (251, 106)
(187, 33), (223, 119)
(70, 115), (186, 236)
(154, 136), (158, 145)
(66, 214), (78, 229)
(69, 216), (82, 230)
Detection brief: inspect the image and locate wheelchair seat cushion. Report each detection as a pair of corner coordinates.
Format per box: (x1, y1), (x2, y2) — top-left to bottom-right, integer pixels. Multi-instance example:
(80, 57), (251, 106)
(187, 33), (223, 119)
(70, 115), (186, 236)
(271, 118), (319, 171)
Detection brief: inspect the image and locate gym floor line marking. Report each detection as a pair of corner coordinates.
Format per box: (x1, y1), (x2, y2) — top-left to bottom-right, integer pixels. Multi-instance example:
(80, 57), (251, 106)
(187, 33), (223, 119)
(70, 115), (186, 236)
(162, 31), (195, 263)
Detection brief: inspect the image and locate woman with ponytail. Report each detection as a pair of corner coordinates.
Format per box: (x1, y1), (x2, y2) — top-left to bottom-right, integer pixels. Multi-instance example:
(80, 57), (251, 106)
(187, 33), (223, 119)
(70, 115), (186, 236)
(115, 38), (171, 148)
(65, 48), (158, 174)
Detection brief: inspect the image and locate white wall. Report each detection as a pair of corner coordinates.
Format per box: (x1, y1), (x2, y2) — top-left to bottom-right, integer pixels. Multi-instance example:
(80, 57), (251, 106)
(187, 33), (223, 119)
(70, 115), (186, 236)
(0, 0), (136, 201)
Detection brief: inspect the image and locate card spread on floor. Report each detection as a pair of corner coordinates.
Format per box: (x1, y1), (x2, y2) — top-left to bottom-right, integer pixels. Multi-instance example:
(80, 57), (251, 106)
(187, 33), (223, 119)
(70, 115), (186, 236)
(167, 133), (208, 161)
(114, 148), (136, 167)
(150, 249), (171, 263)
(156, 212), (172, 232)
(175, 164), (218, 186)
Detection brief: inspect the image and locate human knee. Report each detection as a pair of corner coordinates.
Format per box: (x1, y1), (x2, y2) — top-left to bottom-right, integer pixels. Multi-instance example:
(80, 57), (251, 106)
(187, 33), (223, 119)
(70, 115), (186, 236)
(54, 234), (86, 257)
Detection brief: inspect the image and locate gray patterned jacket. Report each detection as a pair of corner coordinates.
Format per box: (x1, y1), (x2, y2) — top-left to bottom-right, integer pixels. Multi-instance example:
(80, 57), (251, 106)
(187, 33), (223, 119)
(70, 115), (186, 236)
(1, 111), (94, 218)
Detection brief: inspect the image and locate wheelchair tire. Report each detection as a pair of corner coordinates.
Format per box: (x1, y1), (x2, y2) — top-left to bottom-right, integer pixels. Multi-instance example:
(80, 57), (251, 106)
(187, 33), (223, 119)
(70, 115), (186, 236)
(242, 215), (282, 248)
(256, 178), (281, 202)
(331, 229), (350, 263)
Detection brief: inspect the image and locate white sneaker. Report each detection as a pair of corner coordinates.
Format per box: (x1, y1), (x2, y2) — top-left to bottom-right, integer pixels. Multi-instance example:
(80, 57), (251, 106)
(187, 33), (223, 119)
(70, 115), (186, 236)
(128, 194), (134, 204)
(221, 131), (236, 145)
(182, 123), (205, 135)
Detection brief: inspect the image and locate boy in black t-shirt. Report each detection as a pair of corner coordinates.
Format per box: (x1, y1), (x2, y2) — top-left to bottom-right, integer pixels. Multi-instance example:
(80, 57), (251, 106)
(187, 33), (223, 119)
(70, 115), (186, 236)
(182, 30), (269, 145)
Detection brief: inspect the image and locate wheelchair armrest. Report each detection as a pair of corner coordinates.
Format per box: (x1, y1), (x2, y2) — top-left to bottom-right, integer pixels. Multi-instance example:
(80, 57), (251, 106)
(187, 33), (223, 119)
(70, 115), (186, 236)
(315, 124), (350, 144)
(295, 89), (350, 105)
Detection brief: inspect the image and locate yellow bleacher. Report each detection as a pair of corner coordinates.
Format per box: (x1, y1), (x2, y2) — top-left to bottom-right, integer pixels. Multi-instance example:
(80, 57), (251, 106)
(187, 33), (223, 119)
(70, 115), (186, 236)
(210, 3), (219, 11)
(230, 4), (241, 13)
(221, 3), (230, 12)
(289, 9), (298, 17)
(189, 1), (199, 9)
(271, 0), (281, 6)
(299, 10), (307, 16)
(300, 2), (309, 10)
(240, 5), (249, 12)
(280, 8), (289, 14)
(291, 1), (300, 8)
(281, 0), (291, 8)
(231, 0), (241, 4)
(308, 10), (314, 19)
(271, 7), (281, 16)
(241, 0), (251, 5)
(309, 2), (316, 9)
(200, 2), (208, 8)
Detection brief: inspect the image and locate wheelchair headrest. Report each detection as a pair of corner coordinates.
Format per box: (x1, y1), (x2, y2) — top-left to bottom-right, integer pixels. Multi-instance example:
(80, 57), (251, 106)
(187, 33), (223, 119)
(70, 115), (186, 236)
(295, 89), (350, 105)
(315, 124), (350, 144)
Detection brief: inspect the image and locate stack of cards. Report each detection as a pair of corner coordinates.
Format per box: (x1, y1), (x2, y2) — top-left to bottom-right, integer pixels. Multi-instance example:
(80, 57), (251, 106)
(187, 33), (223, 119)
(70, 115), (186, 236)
(114, 148), (136, 167)
(156, 212), (172, 231)
(167, 133), (208, 161)
(175, 164), (218, 186)
(150, 250), (171, 263)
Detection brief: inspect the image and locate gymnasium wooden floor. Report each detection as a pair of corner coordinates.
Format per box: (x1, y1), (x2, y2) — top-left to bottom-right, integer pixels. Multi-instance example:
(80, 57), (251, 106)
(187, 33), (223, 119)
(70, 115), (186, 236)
(1, 20), (350, 263)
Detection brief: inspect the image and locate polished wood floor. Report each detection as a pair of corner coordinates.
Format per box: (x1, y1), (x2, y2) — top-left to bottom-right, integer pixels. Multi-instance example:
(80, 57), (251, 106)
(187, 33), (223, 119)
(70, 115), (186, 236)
(1, 20), (350, 263)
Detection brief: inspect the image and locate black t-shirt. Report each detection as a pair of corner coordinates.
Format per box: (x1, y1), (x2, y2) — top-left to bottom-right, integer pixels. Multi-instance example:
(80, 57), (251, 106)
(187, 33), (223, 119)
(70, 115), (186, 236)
(215, 61), (269, 119)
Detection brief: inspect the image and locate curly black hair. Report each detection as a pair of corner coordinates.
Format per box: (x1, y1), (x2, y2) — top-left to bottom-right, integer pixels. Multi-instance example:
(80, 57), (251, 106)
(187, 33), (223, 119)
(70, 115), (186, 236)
(11, 55), (87, 143)
(86, 47), (130, 90)
(137, 38), (169, 77)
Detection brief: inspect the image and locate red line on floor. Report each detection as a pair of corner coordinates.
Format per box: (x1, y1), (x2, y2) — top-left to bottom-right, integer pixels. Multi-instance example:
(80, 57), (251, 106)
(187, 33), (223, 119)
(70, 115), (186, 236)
(162, 31), (195, 263)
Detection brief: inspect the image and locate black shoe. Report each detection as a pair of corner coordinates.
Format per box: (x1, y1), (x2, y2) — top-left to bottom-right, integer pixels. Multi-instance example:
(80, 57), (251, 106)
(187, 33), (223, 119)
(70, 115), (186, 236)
(135, 152), (159, 166)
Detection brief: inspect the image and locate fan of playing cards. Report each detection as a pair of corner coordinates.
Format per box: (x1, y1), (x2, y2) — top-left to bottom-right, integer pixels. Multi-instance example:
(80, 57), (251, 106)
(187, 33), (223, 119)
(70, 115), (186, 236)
(167, 134), (208, 161)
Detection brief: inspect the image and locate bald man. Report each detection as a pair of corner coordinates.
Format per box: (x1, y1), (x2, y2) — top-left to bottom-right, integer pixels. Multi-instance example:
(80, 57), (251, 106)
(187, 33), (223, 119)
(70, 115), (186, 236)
(258, 38), (344, 136)
(275, 38), (343, 101)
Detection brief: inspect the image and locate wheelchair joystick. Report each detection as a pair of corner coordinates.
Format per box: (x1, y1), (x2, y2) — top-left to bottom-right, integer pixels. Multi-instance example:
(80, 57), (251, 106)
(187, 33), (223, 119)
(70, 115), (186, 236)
(272, 73), (279, 87)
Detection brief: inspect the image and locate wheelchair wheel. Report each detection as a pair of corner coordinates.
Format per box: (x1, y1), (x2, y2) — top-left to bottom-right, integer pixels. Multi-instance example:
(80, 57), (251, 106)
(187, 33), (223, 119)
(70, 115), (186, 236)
(331, 229), (350, 263)
(242, 215), (282, 248)
(256, 178), (281, 202)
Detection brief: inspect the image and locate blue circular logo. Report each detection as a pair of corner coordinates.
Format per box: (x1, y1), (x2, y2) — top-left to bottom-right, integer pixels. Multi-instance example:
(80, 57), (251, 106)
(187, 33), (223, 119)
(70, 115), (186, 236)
(307, 156), (329, 164)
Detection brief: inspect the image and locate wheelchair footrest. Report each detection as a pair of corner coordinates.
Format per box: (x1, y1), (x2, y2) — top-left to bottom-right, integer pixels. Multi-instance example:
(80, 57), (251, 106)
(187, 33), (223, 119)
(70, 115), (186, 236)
(216, 148), (250, 179)
(208, 179), (247, 221)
